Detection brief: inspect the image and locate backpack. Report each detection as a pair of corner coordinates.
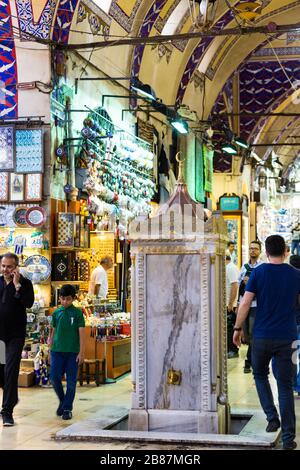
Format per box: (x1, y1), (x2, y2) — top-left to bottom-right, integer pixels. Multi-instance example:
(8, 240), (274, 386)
(238, 263), (254, 299)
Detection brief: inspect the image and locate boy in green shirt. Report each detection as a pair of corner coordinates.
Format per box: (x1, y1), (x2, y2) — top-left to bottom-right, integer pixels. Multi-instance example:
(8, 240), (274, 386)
(49, 285), (85, 420)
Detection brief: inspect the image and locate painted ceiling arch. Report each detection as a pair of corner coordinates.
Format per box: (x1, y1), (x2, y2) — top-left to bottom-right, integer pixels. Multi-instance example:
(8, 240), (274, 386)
(3, 0), (300, 136)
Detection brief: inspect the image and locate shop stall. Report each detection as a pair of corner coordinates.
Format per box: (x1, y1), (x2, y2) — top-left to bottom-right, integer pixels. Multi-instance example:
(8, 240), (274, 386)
(31, 106), (156, 386)
(218, 193), (249, 267)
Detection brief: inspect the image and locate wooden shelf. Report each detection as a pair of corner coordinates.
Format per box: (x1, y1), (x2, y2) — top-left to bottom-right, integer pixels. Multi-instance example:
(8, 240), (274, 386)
(0, 247), (49, 251)
(51, 247), (91, 251)
(0, 227), (45, 230)
(51, 281), (87, 286)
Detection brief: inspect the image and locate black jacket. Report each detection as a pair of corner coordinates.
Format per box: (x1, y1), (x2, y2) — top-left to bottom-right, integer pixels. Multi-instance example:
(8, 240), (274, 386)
(0, 275), (34, 341)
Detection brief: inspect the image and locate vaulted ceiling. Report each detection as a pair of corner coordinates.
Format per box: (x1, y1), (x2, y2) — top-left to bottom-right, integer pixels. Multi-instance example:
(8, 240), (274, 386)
(66, 0), (300, 172)
(4, 0), (300, 172)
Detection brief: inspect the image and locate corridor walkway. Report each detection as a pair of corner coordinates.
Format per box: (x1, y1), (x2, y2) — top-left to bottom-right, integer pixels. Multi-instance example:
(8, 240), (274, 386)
(0, 346), (299, 450)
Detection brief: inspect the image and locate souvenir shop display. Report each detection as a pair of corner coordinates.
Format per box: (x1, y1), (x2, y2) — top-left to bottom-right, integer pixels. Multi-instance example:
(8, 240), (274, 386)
(51, 252), (73, 281)
(23, 255), (51, 283)
(257, 205), (293, 243)
(15, 129), (43, 173)
(80, 302), (131, 379)
(0, 173), (9, 202)
(75, 109), (155, 236)
(26, 206), (46, 227)
(0, 205), (14, 227)
(0, 125), (15, 171)
(56, 212), (75, 246)
(14, 234), (27, 254)
(222, 211), (249, 268)
(25, 174), (43, 202)
(34, 345), (50, 387)
(13, 206), (28, 227)
(10, 173), (24, 202)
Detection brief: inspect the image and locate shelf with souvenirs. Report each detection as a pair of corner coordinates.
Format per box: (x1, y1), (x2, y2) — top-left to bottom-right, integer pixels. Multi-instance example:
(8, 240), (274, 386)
(20, 306), (52, 388)
(75, 296), (131, 379)
(257, 205), (296, 245)
(72, 107), (156, 238)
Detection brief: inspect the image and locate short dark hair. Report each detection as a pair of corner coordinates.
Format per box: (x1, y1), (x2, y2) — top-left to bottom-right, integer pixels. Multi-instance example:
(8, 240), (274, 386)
(250, 240), (262, 250)
(265, 235), (286, 257)
(227, 241), (235, 247)
(59, 284), (76, 298)
(290, 255), (300, 270)
(1, 253), (19, 266)
(225, 255), (231, 261)
(100, 256), (113, 266)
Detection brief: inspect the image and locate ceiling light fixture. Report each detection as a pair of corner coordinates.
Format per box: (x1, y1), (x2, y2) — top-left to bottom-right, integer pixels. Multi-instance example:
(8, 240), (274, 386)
(234, 136), (249, 149)
(131, 79), (156, 101)
(221, 143), (237, 155)
(171, 119), (189, 134)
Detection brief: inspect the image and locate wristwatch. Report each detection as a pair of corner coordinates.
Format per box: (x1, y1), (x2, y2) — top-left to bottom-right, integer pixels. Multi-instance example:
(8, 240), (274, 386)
(15, 283), (22, 290)
(233, 327), (242, 332)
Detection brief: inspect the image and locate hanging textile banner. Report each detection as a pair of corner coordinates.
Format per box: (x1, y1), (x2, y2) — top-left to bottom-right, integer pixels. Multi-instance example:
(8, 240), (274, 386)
(195, 139), (205, 203)
(203, 144), (213, 193)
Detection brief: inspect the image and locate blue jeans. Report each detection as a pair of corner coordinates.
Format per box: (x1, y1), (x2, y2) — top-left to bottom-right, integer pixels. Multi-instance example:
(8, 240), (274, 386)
(50, 352), (78, 412)
(294, 326), (300, 393)
(252, 338), (297, 444)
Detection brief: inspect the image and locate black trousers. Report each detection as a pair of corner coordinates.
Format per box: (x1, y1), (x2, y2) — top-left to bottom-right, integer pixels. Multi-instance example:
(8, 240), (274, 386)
(0, 338), (24, 415)
(227, 310), (239, 353)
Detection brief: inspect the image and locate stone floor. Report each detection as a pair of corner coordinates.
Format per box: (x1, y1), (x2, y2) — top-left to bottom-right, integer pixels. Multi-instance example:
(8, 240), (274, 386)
(0, 346), (299, 450)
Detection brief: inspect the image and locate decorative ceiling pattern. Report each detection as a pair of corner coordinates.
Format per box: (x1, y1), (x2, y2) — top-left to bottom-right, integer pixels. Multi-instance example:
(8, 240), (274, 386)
(154, 0), (181, 33)
(76, 0), (112, 36)
(0, 0), (18, 118)
(260, 116), (300, 162)
(210, 78), (233, 173)
(15, 0), (56, 39)
(131, 0), (166, 79)
(239, 60), (300, 139)
(52, 0), (79, 43)
(253, 46), (300, 57)
(204, 0), (300, 82)
(109, 0), (143, 33)
(175, 8), (236, 106)
(250, 87), (297, 144)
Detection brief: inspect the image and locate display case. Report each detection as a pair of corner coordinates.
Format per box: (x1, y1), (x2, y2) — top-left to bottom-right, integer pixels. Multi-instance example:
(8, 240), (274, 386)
(222, 211), (249, 268)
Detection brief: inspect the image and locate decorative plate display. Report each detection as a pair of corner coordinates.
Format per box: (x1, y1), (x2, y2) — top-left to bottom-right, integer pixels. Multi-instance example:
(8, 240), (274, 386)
(25, 206), (46, 227)
(0, 205), (15, 227)
(13, 206), (28, 227)
(24, 255), (51, 283)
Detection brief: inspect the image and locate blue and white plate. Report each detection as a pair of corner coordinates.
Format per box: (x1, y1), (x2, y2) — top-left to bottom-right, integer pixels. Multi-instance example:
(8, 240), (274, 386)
(23, 255), (51, 283)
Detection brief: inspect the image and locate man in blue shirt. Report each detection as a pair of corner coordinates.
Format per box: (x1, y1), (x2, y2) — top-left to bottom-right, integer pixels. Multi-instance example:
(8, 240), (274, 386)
(233, 235), (300, 450)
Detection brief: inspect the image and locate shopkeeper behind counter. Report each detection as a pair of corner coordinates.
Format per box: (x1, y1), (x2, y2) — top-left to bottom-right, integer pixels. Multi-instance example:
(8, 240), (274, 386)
(88, 256), (113, 299)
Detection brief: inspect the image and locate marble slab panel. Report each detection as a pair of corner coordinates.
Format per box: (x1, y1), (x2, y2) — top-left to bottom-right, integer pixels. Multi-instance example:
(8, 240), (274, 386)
(146, 254), (201, 411)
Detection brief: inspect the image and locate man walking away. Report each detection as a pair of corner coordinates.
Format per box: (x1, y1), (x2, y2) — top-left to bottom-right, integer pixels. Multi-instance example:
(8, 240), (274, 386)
(233, 235), (300, 450)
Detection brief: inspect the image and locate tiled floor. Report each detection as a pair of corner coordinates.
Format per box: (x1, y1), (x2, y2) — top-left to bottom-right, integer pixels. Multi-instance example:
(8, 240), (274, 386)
(0, 346), (299, 450)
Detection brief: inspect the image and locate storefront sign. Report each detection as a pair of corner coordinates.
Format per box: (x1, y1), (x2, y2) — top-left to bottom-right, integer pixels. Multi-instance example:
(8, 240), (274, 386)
(219, 196), (240, 211)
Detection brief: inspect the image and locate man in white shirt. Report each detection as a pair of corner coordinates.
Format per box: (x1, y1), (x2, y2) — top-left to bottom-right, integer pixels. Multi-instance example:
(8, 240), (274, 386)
(226, 241), (237, 265)
(88, 257), (113, 299)
(226, 255), (239, 358)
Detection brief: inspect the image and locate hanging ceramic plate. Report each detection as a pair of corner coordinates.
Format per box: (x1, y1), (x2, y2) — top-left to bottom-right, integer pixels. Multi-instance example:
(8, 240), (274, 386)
(25, 206), (46, 227)
(13, 206), (29, 227)
(24, 255), (51, 283)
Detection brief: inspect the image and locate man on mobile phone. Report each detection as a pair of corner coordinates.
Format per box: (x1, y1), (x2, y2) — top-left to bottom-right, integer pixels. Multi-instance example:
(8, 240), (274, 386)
(0, 253), (34, 426)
